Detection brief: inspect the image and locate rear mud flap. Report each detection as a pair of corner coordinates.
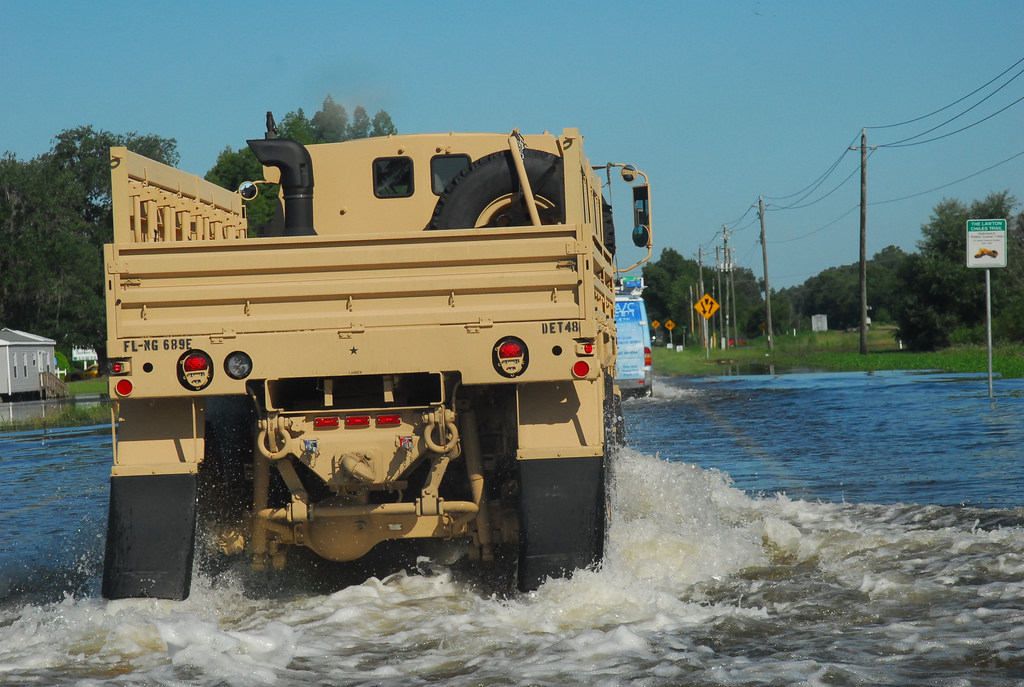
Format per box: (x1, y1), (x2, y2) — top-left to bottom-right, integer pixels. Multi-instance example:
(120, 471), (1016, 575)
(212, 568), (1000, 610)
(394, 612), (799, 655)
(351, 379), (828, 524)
(102, 474), (198, 600)
(517, 455), (605, 592)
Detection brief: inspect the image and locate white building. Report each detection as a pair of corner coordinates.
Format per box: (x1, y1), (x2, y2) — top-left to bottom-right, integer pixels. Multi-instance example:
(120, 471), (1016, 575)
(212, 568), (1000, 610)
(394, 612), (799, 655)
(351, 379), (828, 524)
(1, 328), (57, 400)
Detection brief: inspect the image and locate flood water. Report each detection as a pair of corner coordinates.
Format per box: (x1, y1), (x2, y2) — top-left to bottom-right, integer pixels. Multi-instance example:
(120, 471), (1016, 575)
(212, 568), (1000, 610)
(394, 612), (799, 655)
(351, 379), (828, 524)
(2, 371), (1024, 685)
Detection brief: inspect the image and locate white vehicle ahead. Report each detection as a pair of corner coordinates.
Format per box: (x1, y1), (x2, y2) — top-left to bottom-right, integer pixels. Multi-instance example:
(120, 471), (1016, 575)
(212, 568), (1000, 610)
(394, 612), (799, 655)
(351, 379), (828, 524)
(614, 277), (652, 398)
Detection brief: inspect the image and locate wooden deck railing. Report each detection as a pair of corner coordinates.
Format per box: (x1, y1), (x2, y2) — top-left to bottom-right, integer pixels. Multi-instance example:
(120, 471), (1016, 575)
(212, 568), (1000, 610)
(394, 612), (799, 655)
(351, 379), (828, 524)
(40, 371), (69, 399)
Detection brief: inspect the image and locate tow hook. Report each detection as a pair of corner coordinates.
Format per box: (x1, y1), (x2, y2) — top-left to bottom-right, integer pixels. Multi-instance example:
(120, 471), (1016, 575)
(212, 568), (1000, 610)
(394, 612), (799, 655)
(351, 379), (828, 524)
(256, 415), (304, 461)
(422, 407), (460, 455)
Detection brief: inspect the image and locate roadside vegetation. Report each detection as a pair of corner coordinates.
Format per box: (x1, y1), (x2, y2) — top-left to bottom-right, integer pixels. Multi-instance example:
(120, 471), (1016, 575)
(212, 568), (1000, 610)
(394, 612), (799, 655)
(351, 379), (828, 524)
(653, 325), (1024, 378)
(0, 378), (110, 432)
(643, 191), (1023, 354)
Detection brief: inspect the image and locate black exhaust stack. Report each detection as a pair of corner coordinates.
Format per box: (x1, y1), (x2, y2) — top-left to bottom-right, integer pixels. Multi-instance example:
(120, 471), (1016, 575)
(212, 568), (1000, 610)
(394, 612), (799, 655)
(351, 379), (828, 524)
(246, 137), (316, 236)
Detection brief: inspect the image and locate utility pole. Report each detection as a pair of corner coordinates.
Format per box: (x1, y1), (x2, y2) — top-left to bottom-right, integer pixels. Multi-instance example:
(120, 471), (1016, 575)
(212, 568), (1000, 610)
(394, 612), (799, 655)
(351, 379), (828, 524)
(715, 246), (724, 349)
(689, 284), (695, 347)
(722, 226), (732, 348)
(729, 246), (739, 348)
(851, 129), (875, 355)
(696, 247), (706, 348)
(757, 195), (774, 351)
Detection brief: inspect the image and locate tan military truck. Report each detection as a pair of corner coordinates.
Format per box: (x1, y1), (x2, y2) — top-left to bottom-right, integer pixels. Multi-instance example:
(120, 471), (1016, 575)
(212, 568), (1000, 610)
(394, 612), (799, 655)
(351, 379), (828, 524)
(100, 121), (652, 599)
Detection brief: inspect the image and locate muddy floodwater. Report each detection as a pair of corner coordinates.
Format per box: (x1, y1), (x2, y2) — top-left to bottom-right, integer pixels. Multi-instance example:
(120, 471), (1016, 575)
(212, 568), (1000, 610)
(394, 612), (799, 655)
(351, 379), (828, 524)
(2, 371), (1023, 685)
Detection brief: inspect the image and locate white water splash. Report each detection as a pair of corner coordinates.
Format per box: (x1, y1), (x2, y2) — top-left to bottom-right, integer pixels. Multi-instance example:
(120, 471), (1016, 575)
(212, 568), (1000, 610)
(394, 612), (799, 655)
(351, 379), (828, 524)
(2, 448), (1024, 685)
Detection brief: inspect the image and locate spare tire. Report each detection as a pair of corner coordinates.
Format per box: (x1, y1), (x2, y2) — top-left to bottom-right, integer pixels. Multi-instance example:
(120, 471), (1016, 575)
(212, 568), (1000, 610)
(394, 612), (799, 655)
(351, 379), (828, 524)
(429, 149), (565, 230)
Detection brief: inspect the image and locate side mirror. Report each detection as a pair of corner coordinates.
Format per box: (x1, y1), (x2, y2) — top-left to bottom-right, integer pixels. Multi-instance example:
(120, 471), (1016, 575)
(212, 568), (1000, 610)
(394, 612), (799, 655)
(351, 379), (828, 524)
(238, 181), (259, 200)
(632, 184), (651, 247)
(620, 165), (638, 183)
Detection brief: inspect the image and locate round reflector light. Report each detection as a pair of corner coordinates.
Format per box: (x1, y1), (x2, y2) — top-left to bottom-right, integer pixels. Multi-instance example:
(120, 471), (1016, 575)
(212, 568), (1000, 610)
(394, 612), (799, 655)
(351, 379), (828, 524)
(115, 379), (133, 396)
(572, 361), (590, 378)
(224, 351), (253, 380)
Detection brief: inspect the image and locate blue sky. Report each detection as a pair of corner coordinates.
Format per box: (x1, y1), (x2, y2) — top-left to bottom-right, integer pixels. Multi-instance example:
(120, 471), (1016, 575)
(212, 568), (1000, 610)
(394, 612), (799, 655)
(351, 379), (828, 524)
(3, 0), (1022, 288)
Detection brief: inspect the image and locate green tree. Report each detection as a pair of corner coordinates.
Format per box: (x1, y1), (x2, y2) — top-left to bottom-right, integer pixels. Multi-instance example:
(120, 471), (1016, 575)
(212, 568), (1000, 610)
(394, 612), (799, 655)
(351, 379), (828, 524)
(349, 106), (371, 139)
(642, 247), (692, 325)
(311, 96), (348, 143)
(781, 246), (907, 332)
(279, 108), (316, 145)
(370, 109), (398, 137)
(893, 191), (1018, 350)
(0, 126), (177, 351)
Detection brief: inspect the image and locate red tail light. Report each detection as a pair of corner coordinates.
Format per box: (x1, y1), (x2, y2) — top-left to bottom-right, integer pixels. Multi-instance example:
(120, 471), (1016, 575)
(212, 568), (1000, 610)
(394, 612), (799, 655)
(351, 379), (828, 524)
(644, 347), (652, 366)
(115, 379), (133, 397)
(376, 414), (402, 427)
(314, 417), (340, 429)
(183, 354), (209, 372)
(345, 415), (371, 428)
(572, 361), (590, 378)
(499, 341), (523, 358)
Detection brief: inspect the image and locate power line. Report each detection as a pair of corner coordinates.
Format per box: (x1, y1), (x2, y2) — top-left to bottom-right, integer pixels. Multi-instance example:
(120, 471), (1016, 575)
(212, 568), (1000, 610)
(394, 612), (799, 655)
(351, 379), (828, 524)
(762, 131), (861, 203)
(768, 205), (859, 244)
(768, 150), (875, 211)
(723, 204), (755, 228)
(867, 55), (1024, 130)
(709, 57), (1024, 281)
(872, 147), (1024, 204)
(880, 91), (1024, 148)
(765, 147), (1024, 244)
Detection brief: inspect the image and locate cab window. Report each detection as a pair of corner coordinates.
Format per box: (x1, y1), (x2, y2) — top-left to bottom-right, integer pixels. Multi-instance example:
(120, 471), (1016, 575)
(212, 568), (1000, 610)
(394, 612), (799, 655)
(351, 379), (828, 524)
(373, 157), (414, 198)
(430, 155), (470, 194)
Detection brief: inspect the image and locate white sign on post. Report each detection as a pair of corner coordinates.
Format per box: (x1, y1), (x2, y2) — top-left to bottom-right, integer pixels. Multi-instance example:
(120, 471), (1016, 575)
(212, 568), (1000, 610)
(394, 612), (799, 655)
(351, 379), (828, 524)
(965, 219), (1007, 399)
(966, 219), (1007, 268)
(72, 346), (98, 362)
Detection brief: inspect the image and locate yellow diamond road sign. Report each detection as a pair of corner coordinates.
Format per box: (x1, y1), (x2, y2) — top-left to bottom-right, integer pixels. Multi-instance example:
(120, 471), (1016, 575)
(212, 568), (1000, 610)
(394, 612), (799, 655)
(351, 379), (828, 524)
(665, 320), (676, 331)
(650, 320), (661, 329)
(695, 294), (719, 320)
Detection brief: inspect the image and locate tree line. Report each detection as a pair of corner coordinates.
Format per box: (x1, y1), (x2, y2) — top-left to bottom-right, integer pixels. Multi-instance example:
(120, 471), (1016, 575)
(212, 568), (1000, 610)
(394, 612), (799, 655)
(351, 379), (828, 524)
(0, 96), (395, 359)
(642, 190), (1024, 351)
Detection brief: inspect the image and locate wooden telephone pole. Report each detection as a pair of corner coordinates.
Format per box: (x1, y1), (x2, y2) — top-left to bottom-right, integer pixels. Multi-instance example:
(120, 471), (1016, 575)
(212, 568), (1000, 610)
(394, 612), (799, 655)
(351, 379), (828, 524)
(757, 196), (774, 350)
(852, 129), (875, 355)
(696, 247), (706, 348)
(721, 226), (733, 348)
(715, 246), (723, 348)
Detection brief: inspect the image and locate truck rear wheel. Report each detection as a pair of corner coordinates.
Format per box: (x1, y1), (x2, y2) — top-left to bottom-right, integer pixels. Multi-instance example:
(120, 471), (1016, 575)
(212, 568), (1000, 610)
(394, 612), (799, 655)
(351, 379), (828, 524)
(429, 149), (565, 230)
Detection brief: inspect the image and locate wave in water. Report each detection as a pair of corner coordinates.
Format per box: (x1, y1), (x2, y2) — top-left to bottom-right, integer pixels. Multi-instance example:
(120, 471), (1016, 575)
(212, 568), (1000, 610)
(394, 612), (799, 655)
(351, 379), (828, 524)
(2, 447), (1023, 685)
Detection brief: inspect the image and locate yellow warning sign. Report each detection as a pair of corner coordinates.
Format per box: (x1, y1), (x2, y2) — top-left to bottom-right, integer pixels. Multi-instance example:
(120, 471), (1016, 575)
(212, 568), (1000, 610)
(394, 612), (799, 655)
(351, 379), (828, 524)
(650, 320), (661, 329)
(694, 294), (719, 320)
(665, 320), (676, 331)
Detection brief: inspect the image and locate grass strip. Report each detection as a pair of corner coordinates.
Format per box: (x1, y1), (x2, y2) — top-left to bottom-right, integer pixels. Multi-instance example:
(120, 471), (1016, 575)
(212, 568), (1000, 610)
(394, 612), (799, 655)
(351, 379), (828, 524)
(654, 326), (1024, 378)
